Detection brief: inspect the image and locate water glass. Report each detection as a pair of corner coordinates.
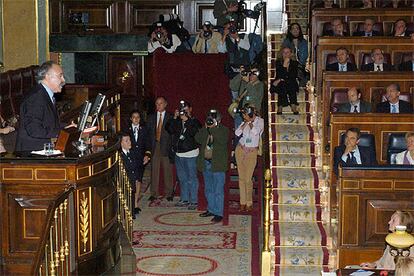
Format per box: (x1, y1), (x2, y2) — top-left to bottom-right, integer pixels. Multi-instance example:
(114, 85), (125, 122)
(43, 143), (54, 155)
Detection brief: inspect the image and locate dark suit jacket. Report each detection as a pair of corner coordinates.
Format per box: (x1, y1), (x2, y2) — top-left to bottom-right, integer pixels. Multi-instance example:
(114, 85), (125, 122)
(337, 101), (372, 113)
(127, 124), (151, 160)
(352, 30), (381, 37)
(399, 60), (413, 71)
(322, 30), (349, 37)
(326, 62), (357, 72)
(120, 149), (141, 189)
(376, 100), (413, 114)
(146, 112), (173, 157)
(361, 62), (393, 72)
(15, 84), (63, 152)
(333, 145), (377, 176)
(270, 59), (299, 94)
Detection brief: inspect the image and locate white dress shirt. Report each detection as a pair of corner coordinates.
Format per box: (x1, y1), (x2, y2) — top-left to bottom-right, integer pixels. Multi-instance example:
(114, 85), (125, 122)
(374, 63), (383, 72)
(390, 102), (400, 113)
(395, 150), (414, 165)
(235, 116), (264, 147)
(341, 145), (362, 164)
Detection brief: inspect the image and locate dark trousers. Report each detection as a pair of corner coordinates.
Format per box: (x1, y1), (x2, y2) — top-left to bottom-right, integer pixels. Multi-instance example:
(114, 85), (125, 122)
(150, 142), (173, 197)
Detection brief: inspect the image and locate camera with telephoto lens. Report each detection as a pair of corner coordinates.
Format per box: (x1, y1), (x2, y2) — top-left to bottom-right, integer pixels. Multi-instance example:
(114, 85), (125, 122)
(229, 25), (238, 34)
(206, 109), (221, 127)
(179, 100), (188, 116)
(233, 105), (255, 118)
(241, 70), (251, 76)
(236, 0), (264, 20)
(202, 21), (213, 39)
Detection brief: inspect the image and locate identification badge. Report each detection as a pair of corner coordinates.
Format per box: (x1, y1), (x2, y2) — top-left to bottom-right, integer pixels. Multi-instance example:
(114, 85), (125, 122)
(179, 134), (185, 140)
(246, 138), (252, 144)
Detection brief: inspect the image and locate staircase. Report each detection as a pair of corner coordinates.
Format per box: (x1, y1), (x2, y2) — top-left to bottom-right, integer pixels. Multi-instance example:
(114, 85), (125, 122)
(267, 32), (329, 274)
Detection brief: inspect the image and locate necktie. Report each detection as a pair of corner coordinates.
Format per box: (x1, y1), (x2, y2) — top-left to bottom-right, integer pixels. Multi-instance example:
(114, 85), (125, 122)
(376, 65), (381, 72)
(134, 127), (138, 142)
(205, 41), (208, 53)
(347, 151), (357, 165)
(391, 104), (397, 113)
(52, 97), (56, 106)
(353, 105), (358, 113)
(156, 113), (163, 141)
(366, 33), (371, 37)
(340, 64), (345, 72)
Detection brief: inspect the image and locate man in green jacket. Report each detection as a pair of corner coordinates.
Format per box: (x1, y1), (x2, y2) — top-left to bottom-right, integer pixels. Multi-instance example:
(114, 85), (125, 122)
(195, 110), (229, 223)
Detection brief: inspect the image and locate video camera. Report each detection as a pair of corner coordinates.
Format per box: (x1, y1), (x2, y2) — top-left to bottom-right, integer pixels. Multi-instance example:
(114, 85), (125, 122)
(234, 105), (255, 118)
(237, 0), (264, 20)
(206, 109), (221, 127)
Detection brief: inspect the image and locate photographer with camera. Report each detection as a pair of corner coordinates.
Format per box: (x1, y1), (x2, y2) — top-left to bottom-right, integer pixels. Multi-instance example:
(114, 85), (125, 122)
(213, 0), (239, 29)
(192, 21), (224, 54)
(148, 22), (182, 54)
(234, 104), (263, 212)
(166, 101), (202, 210)
(229, 64), (264, 128)
(195, 110), (229, 223)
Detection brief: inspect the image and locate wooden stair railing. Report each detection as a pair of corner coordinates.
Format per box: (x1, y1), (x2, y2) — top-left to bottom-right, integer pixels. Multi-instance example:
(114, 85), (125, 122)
(118, 152), (133, 241)
(32, 186), (76, 276)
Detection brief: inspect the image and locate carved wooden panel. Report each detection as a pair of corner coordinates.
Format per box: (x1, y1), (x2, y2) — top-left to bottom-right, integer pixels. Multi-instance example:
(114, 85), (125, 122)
(77, 187), (93, 256)
(8, 195), (51, 253)
(128, 1), (180, 34)
(62, 1), (116, 33)
(341, 194), (359, 245)
(101, 191), (117, 229)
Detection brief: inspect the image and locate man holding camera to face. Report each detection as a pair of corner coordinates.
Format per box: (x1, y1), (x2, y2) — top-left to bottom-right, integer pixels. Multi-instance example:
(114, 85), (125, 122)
(234, 104), (264, 212)
(195, 110), (229, 223)
(166, 101), (202, 210)
(192, 21), (224, 54)
(148, 22), (182, 54)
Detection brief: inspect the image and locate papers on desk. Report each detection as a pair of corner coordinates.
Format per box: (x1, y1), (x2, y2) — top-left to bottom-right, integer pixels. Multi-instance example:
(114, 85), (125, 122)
(31, 149), (63, 156)
(349, 270), (375, 276)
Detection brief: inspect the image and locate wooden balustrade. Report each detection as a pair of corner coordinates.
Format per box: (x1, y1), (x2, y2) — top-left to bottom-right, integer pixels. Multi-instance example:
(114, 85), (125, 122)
(117, 153), (133, 241)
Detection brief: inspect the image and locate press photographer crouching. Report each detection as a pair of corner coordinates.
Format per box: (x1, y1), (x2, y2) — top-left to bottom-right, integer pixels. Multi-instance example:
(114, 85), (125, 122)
(166, 100), (202, 210)
(234, 104), (264, 212)
(192, 21), (224, 54)
(148, 22), (182, 53)
(195, 110), (229, 223)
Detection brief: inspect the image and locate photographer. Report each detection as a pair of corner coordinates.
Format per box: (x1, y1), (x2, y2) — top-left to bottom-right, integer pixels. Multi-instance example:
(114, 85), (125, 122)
(166, 101), (202, 210)
(219, 20), (251, 78)
(213, 0), (239, 28)
(229, 64), (264, 128)
(192, 21), (224, 54)
(234, 104), (263, 212)
(148, 22), (182, 54)
(195, 110), (229, 223)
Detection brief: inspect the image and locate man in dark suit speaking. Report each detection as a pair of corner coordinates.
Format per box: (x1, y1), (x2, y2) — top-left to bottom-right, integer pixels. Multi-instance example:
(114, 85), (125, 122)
(16, 61), (74, 152)
(333, 127), (377, 176)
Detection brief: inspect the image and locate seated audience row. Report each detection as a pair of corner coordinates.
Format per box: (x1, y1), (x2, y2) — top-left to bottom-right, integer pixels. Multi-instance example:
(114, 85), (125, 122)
(314, 0), (414, 8)
(333, 128), (414, 175)
(336, 84), (413, 114)
(322, 18), (413, 37)
(326, 48), (413, 72)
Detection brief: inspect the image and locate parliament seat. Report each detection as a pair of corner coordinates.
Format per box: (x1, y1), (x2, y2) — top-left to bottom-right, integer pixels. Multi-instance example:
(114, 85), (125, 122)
(387, 133), (407, 164)
(0, 72), (14, 119)
(340, 132), (376, 153)
(325, 53), (356, 68)
(330, 88), (349, 112)
(354, 22), (384, 36)
(360, 52), (391, 66)
(322, 21), (350, 36)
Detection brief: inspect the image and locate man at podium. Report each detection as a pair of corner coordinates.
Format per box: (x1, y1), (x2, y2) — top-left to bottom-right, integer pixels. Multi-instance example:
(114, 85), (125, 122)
(15, 61), (74, 152)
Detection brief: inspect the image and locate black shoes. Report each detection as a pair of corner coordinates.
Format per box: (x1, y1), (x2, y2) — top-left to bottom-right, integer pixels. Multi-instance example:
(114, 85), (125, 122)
(199, 211), (214, 217)
(276, 112), (282, 115)
(134, 207), (141, 214)
(211, 215), (223, 222)
(148, 195), (156, 201)
(166, 196), (174, 202)
(293, 111), (299, 115)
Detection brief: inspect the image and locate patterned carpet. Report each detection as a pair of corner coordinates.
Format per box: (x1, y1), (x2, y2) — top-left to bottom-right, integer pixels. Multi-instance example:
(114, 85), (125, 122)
(269, 90), (329, 275)
(132, 198), (253, 275)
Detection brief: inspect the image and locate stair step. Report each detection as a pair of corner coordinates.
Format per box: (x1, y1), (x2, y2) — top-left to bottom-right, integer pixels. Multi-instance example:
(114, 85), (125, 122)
(275, 247), (328, 266)
(270, 114), (311, 125)
(275, 222), (327, 247)
(273, 205), (322, 222)
(273, 190), (320, 206)
(269, 125), (314, 142)
(272, 265), (329, 276)
(268, 102), (311, 113)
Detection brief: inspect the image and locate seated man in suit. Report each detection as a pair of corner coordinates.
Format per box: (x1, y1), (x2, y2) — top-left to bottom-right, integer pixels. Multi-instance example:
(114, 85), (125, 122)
(323, 18), (348, 36)
(353, 18), (381, 37)
(125, 110), (151, 214)
(391, 19), (413, 37)
(333, 127), (377, 176)
(361, 48), (393, 72)
(376, 83), (413, 114)
(337, 87), (372, 113)
(326, 47), (357, 72)
(15, 61), (75, 152)
(398, 52), (414, 72)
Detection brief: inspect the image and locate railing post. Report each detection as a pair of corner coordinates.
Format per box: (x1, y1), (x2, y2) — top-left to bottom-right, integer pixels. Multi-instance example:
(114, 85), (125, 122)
(262, 169), (272, 276)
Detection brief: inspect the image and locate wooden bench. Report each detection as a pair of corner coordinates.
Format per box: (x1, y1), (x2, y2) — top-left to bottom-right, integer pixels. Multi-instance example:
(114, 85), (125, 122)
(337, 166), (414, 268)
(321, 72), (414, 159)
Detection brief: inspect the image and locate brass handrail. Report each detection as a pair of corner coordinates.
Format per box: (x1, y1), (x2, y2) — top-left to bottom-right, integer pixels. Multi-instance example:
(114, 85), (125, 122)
(261, 169), (273, 276)
(117, 152), (133, 241)
(33, 186), (75, 276)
